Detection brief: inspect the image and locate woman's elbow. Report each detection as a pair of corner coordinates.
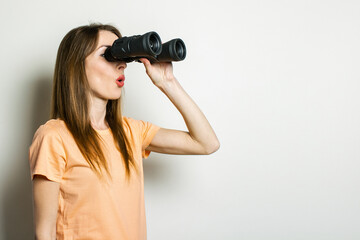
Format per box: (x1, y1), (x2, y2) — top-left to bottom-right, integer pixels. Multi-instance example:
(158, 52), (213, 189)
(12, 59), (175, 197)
(203, 139), (220, 155)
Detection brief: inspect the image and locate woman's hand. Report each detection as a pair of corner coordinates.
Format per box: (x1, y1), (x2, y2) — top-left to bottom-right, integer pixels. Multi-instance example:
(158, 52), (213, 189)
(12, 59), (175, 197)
(139, 58), (176, 88)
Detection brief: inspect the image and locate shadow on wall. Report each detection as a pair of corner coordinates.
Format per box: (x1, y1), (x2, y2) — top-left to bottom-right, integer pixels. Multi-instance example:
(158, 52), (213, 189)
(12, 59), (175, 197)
(2, 75), (52, 240)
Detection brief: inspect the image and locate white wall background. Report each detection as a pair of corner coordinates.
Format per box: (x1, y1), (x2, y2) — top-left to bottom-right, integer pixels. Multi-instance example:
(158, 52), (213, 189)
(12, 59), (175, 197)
(0, 0), (359, 239)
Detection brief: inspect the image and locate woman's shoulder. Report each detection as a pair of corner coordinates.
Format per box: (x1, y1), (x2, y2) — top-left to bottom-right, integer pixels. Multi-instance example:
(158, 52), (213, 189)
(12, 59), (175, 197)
(122, 116), (136, 125)
(122, 116), (146, 129)
(121, 116), (159, 135)
(38, 118), (67, 131)
(33, 119), (68, 140)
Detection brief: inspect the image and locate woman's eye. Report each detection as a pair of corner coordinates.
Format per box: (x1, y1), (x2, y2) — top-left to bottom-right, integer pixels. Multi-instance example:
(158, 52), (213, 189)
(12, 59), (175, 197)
(100, 53), (105, 57)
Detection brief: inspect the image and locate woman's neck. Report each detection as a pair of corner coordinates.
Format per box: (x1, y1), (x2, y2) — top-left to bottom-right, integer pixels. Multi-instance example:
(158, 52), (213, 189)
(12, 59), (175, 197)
(89, 97), (108, 130)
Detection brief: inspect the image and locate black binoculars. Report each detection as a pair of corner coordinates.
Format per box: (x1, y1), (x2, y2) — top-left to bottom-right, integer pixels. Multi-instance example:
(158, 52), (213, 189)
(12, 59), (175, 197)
(104, 31), (186, 63)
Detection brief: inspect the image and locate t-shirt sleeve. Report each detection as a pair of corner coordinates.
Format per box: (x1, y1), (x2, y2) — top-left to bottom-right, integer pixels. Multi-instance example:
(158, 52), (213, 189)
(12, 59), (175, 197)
(139, 120), (160, 158)
(123, 117), (160, 159)
(29, 124), (66, 182)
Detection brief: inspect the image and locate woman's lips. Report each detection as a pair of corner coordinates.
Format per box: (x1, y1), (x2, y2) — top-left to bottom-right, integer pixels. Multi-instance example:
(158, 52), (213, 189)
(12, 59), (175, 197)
(116, 75), (125, 87)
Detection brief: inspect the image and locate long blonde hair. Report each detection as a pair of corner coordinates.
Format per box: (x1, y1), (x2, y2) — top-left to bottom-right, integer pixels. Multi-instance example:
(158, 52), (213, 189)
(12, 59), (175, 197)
(51, 23), (136, 179)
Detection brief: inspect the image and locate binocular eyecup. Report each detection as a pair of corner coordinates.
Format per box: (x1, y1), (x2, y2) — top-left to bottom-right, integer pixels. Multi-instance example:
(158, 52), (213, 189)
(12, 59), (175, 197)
(104, 31), (186, 63)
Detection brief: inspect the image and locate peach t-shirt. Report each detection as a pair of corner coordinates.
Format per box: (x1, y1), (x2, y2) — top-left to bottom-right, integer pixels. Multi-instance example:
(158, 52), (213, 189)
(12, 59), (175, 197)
(29, 117), (160, 240)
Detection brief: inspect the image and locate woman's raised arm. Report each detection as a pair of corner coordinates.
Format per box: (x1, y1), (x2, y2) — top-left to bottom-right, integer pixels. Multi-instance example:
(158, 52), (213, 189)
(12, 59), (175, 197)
(140, 58), (220, 155)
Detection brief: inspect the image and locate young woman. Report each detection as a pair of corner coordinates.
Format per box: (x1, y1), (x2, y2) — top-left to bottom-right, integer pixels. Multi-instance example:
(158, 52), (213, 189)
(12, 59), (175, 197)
(29, 23), (219, 240)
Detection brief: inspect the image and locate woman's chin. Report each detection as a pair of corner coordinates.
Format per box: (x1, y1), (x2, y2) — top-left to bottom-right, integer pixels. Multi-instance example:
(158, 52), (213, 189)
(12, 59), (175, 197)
(108, 94), (122, 100)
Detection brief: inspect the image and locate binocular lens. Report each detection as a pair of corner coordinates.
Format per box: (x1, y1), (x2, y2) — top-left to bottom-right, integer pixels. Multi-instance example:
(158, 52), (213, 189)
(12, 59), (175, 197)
(149, 34), (161, 53)
(156, 38), (186, 62)
(175, 40), (186, 59)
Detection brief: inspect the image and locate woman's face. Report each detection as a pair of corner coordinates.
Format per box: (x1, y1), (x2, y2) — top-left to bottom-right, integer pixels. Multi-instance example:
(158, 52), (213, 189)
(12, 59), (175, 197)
(85, 30), (127, 101)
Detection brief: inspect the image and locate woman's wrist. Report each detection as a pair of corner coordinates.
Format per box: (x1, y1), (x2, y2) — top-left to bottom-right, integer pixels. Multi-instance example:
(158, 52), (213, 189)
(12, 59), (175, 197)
(156, 77), (180, 94)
